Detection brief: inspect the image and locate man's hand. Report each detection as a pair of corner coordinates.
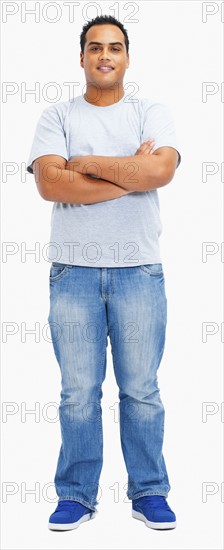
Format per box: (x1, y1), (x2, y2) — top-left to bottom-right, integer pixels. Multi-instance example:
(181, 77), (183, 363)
(135, 139), (155, 156)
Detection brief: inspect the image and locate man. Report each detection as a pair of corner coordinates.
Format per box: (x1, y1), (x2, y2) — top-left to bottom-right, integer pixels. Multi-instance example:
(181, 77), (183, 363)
(27, 14), (181, 531)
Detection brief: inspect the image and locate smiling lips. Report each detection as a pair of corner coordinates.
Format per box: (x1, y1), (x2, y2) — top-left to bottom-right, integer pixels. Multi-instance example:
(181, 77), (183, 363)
(97, 66), (114, 72)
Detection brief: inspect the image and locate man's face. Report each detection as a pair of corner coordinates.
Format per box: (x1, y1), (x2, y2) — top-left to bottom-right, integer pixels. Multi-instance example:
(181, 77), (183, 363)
(80, 24), (129, 90)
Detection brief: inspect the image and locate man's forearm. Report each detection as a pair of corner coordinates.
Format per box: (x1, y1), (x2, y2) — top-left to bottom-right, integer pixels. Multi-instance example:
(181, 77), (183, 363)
(44, 166), (130, 204)
(66, 155), (165, 192)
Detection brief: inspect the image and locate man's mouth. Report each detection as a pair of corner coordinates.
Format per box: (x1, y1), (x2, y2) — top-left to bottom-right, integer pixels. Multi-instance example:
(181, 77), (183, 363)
(97, 66), (114, 72)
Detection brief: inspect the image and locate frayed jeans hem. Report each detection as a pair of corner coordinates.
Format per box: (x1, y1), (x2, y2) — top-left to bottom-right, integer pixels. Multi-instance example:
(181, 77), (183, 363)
(58, 496), (97, 513)
(129, 491), (169, 500)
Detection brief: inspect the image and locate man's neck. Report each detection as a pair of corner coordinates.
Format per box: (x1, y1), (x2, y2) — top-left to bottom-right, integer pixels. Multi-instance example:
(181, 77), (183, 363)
(83, 88), (125, 107)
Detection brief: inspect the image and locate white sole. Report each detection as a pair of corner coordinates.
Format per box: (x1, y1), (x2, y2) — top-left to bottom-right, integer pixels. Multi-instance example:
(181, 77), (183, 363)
(48, 511), (97, 531)
(132, 510), (176, 530)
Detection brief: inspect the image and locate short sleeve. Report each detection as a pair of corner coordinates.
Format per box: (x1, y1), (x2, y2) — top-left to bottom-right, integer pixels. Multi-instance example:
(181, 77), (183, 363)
(26, 105), (68, 174)
(141, 101), (181, 168)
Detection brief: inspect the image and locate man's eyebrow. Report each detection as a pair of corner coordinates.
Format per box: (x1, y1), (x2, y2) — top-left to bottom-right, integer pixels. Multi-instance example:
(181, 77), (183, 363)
(87, 41), (124, 48)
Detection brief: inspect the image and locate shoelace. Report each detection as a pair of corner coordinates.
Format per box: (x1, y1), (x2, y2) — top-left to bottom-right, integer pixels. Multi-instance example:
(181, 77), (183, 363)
(56, 500), (90, 511)
(139, 496), (171, 510)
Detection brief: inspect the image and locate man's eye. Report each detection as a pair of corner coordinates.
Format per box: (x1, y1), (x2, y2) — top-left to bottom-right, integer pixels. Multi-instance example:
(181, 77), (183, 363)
(90, 47), (120, 51)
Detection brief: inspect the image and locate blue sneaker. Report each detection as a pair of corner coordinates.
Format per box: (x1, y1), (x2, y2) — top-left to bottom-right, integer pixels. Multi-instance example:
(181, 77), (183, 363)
(132, 495), (176, 529)
(48, 500), (97, 531)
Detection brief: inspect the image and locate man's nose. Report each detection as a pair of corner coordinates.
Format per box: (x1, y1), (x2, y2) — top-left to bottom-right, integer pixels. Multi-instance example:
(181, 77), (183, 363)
(99, 49), (111, 58)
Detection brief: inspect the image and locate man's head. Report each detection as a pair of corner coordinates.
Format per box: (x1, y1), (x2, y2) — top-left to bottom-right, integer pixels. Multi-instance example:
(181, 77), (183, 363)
(80, 15), (130, 96)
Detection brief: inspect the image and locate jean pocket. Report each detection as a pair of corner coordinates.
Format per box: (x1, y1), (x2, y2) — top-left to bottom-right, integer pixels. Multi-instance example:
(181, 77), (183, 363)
(49, 262), (73, 281)
(139, 263), (164, 276)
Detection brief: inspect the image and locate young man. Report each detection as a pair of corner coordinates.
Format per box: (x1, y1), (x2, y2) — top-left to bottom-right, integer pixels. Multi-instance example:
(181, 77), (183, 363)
(27, 15), (181, 531)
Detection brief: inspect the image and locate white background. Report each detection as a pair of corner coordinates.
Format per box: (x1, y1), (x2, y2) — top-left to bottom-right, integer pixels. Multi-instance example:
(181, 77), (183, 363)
(1, 1), (223, 549)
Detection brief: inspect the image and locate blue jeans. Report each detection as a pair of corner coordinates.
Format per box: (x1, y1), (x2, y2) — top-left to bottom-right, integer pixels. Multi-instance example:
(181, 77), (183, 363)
(48, 262), (171, 512)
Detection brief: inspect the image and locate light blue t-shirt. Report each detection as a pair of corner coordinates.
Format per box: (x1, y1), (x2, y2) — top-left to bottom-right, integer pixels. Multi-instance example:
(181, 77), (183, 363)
(26, 93), (181, 267)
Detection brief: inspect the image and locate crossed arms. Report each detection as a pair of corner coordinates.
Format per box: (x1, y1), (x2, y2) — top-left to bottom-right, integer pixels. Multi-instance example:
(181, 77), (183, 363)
(65, 146), (179, 192)
(33, 142), (179, 205)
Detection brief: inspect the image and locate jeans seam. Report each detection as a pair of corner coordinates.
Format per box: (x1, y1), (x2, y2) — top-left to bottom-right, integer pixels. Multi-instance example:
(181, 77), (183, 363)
(91, 328), (107, 506)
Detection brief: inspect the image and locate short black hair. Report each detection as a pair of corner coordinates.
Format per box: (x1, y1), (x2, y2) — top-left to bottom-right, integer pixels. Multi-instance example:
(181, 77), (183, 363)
(80, 15), (129, 54)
